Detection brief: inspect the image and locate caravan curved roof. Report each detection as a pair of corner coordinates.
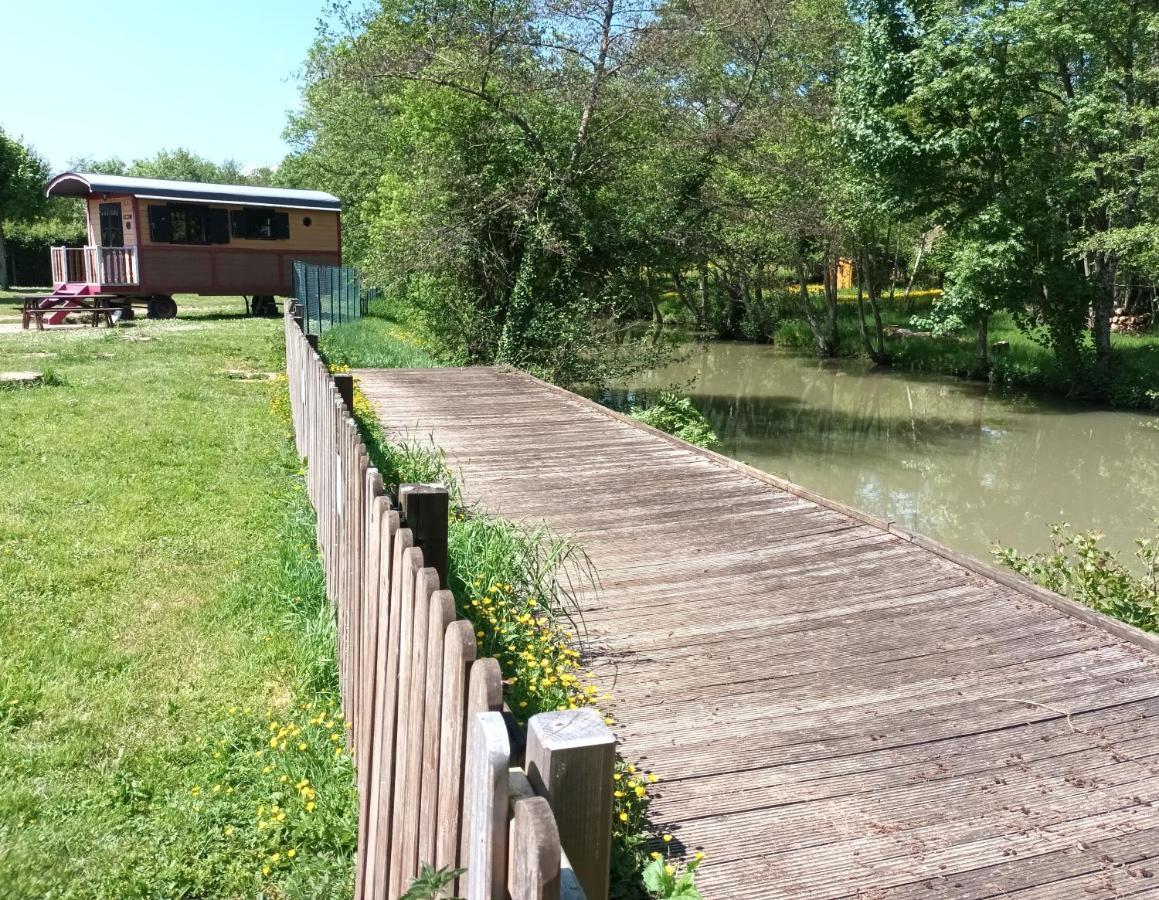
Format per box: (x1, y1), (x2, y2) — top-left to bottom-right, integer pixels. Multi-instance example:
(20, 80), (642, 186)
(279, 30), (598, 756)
(46, 172), (341, 212)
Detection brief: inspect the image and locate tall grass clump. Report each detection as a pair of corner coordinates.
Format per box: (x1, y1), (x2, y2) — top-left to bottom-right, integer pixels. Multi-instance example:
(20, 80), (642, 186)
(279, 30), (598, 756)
(996, 522), (1159, 632)
(320, 317), (439, 370)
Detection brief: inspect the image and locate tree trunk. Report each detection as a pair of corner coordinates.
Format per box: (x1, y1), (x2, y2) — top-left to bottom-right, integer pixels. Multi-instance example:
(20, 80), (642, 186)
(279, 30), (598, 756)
(1090, 250), (1116, 382)
(0, 223), (8, 290)
(671, 268), (702, 329)
(797, 262), (834, 357)
(855, 247), (891, 365)
(971, 315), (990, 380)
(903, 235), (926, 314)
(697, 262), (709, 328)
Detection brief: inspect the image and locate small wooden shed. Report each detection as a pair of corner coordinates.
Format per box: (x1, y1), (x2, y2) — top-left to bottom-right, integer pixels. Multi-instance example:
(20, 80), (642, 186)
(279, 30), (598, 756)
(44, 172), (341, 316)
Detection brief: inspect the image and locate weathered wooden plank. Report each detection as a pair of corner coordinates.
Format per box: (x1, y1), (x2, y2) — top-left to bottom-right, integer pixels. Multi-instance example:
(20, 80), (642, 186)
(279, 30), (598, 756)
(389, 557), (435, 896)
(463, 711), (511, 900)
(418, 588), (457, 867)
(436, 620), (478, 871)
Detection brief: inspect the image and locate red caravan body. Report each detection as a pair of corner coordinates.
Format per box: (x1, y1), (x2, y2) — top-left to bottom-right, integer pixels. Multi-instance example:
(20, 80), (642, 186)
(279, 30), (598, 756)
(45, 172), (342, 298)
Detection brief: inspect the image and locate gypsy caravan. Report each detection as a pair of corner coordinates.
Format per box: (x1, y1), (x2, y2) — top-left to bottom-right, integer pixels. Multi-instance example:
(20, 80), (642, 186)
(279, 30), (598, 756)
(43, 172), (341, 319)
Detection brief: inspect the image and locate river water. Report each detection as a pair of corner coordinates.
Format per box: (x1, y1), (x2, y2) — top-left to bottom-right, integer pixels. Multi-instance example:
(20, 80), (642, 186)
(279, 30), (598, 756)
(605, 341), (1159, 564)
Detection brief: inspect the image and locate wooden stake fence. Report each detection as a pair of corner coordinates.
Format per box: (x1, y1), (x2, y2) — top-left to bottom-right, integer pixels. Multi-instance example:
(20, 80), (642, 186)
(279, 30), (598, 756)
(284, 308), (613, 900)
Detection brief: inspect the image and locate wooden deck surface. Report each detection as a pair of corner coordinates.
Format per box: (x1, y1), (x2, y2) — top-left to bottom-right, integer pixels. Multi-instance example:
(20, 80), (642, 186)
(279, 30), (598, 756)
(357, 366), (1159, 899)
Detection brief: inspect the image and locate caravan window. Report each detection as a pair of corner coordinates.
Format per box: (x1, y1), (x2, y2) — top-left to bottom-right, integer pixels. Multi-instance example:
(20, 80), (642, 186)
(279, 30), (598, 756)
(231, 208), (290, 240)
(148, 205), (230, 244)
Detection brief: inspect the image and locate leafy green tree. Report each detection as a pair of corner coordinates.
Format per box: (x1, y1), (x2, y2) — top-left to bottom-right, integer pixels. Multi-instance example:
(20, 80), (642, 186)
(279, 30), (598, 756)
(70, 148), (269, 185)
(842, 0), (1158, 386)
(0, 129), (50, 288)
(289, 0), (684, 386)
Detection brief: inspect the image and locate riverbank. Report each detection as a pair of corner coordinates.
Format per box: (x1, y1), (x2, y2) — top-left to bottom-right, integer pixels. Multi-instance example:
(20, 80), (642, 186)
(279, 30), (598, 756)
(0, 302), (356, 898)
(762, 301), (1158, 411)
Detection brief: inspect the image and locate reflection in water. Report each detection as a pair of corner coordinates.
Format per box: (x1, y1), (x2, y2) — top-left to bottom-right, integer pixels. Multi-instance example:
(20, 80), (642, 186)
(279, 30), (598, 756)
(604, 341), (1159, 562)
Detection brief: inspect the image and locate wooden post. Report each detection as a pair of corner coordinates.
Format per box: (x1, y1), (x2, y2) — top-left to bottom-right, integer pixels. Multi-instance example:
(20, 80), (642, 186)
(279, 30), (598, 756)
(460, 658), (504, 891)
(399, 483), (449, 587)
(419, 588), (457, 866)
(509, 796), (562, 900)
(334, 372), (354, 411)
(464, 711), (510, 900)
(525, 710), (616, 900)
(436, 620), (477, 870)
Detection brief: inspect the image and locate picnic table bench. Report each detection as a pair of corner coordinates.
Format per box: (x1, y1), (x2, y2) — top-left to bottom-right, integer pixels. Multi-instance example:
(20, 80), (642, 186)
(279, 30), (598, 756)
(21, 296), (123, 331)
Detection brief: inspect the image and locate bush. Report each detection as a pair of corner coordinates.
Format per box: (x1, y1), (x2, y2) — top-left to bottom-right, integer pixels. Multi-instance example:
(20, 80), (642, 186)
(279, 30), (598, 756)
(995, 522), (1159, 632)
(630, 393), (720, 449)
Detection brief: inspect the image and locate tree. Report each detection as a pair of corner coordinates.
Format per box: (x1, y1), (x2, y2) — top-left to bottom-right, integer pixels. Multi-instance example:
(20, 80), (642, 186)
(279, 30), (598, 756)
(70, 148), (270, 184)
(289, 0), (684, 386)
(0, 130), (50, 289)
(842, 0), (1158, 387)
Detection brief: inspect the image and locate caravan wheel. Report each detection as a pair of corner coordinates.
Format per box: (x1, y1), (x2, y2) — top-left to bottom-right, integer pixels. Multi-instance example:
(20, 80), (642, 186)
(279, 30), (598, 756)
(251, 295), (279, 317)
(147, 295), (177, 319)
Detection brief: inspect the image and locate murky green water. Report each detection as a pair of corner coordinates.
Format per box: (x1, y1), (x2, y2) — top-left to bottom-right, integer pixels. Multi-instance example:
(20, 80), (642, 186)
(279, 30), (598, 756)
(606, 341), (1159, 563)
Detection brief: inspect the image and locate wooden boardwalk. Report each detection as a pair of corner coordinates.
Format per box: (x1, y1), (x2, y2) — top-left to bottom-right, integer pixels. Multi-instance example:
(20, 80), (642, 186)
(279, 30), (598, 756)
(357, 366), (1159, 899)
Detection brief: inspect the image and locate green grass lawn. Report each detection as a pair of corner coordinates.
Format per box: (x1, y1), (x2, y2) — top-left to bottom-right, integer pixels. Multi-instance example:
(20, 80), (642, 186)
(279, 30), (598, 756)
(0, 298), (356, 899)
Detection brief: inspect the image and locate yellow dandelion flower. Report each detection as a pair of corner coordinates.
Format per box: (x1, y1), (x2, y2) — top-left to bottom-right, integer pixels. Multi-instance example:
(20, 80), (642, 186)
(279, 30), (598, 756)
(287, 848), (297, 858)
(662, 833), (672, 843)
(648, 773), (659, 783)
(305, 801), (316, 812)
(262, 865), (270, 876)
(695, 851), (705, 860)
(619, 811), (628, 822)
(665, 864), (675, 876)
(224, 825), (235, 836)
(298, 742), (308, 751)
(650, 851), (661, 860)
(635, 786), (646, 798)
(190, 786), (201, 796)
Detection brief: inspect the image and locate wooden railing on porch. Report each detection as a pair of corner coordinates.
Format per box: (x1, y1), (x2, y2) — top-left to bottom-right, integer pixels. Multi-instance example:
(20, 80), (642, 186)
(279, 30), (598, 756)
(284, 308), (614, 900)
(50, 245), (139, 286)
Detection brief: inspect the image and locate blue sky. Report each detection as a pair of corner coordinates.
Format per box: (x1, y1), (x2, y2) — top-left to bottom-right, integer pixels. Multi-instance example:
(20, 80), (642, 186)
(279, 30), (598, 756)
(2, 0), (331, 172)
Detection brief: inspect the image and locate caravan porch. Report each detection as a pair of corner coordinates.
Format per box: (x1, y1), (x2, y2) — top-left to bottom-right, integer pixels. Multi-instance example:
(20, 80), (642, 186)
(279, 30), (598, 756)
(50, 246), (139, 288)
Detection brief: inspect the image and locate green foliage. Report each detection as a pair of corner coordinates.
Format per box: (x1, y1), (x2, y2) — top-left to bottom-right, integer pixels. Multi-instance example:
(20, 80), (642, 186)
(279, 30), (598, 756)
(69, 147), (270, 185)
(996, 523), (1159, 633)
(642, 845), (704, 900)
(0, 129), (48, 224)
(401, 865), (464, 900)
(631, 393), (720, 449)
